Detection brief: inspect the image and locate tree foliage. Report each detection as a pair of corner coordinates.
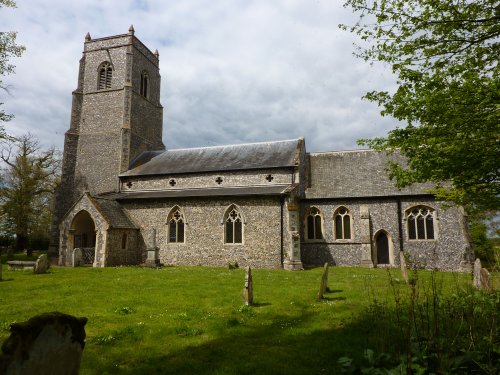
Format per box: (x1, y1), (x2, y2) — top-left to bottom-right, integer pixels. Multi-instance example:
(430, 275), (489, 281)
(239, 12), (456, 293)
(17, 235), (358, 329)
(341, 0), (500, 214)
(0, 134), (60, 253)
(0, 0), (25, 137)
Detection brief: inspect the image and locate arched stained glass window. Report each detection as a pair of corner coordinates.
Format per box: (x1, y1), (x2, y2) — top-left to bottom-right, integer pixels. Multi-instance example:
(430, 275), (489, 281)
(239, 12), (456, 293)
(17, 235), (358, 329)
(306, 207), (323, 240)
(407, 206), (435, 240)
(225, 206), (243, 244)
(334, 207), (351, 239)
(168, 207), (185, 243)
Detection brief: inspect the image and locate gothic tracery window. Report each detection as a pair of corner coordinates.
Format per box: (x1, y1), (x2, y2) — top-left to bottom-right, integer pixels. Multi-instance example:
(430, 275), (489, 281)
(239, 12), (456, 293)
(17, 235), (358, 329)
(98, 62), (113, 90)
(407, 206), (435, 240)
(306, 207), (323, 240)
(168, 207), (185, 243)
(334, 207), (351, 239)
(225, 206), (243, 244)
(140, 71), (149, 98)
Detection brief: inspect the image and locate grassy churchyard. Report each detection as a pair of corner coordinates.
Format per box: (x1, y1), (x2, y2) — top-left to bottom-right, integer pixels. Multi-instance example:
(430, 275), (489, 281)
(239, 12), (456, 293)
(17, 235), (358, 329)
(0, 260), (498, 374)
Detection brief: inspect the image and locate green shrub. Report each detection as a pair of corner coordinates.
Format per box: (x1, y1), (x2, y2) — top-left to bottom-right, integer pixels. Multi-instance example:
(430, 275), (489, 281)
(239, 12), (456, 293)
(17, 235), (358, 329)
(471, 222), (496, 268)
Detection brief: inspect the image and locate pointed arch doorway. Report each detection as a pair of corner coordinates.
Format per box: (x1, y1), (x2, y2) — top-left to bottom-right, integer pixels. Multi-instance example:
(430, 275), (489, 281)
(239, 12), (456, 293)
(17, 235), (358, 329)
(71, 210), (96, 265)
(374, 230), (394, 267)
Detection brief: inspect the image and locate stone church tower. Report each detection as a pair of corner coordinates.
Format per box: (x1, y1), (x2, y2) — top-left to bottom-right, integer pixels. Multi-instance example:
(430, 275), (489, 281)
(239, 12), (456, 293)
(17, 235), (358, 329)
(50, 26), (164, 253)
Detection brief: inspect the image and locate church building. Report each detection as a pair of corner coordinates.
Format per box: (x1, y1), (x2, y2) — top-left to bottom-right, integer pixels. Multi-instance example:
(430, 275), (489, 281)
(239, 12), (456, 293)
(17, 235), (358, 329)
(53, 28), (474, 271)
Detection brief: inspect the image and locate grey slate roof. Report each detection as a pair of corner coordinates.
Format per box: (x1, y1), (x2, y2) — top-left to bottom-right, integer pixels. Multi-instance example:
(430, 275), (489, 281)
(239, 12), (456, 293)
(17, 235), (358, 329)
(107, 184), (293, 200)
(91, 197), (138, 228)
(305, 150), (435, 199)
(122, 139), (302, 177)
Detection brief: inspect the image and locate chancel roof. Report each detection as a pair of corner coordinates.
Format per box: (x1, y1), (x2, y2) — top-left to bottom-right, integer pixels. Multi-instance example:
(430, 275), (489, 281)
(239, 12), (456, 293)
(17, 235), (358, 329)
(305, 150), (435, 199)
(122, 138), (303, 177)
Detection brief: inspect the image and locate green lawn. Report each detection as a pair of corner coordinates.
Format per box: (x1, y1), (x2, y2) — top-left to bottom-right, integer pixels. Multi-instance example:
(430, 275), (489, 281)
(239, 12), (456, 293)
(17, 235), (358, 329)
(0, 264), (496, 374)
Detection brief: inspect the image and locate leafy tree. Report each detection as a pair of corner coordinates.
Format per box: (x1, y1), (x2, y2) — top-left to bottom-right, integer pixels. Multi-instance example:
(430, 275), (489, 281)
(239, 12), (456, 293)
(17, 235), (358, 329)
(341, 0), (499, 215)
(0, 134), (60, 254)
(470, 221), (496, 268)
(0, 0), (25, 138)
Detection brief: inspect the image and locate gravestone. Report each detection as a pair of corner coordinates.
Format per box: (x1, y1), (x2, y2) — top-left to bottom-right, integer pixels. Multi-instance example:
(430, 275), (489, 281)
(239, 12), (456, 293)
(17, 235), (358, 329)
(399, 251), (409, 283)
(145, 229), (160, 268)
(34, 254), (49, 274)
(243, 266), (253, 306)
(317, 263), (329, 301)
(0, 312), (87, 375)
(72, 248), (83, 267)
(473, 258), (482, 289)
(480, 268), (491, 291)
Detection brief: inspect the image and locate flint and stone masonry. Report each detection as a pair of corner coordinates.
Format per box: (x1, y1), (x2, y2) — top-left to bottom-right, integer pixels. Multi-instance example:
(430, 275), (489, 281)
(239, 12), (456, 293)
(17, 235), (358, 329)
(54, 29), (473, 271)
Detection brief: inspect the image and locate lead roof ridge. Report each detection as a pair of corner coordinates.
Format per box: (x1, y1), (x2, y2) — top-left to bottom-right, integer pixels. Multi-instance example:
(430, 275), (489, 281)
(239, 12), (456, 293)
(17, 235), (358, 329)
(163, 138), (303, 153)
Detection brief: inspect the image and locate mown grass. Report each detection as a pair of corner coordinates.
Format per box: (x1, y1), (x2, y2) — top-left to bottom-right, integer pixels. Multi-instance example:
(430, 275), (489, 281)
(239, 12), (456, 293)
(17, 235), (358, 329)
(0, 264), (495, 374)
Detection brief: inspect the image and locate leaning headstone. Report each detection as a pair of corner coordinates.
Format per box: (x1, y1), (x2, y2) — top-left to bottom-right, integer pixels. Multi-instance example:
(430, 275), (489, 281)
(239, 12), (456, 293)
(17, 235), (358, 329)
(34, 254), (49, 274)
(317, 263), (329, 301)
(473, 258), (482, 289)
(242, 266), (253, 306)
(72, 248), (83, 267)
(0, 312), (87, 375)
(399, 251), (409, 284)
(480, 268), (491, 291)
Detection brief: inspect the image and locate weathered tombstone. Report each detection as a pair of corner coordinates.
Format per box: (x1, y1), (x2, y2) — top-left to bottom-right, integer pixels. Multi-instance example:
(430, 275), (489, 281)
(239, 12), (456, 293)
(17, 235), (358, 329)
(145, 229), (160, 268)
(317, 263), (329, 301)
(243, 266), (253, 306)
(34, 254), (49, 274)
(72, 248), (83, 267)
(0, 312), (87, 375)
(399, 251), (409, 284)
(473, 258), (482, 289)
(480, 268), (491, 291)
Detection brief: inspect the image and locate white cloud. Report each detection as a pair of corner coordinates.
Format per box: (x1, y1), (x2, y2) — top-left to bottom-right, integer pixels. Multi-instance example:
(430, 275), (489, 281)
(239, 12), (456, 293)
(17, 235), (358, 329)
(1, 0), (400, 153)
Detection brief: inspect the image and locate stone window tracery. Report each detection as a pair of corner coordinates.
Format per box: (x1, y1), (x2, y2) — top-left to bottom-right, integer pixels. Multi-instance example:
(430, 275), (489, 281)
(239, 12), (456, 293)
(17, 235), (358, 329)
(406, 206), (435, 240)
(98, 62), (113, 90)
(224, 206), (243, 244)
(168, 207), (185, 243)
(306, 207), (323, 240)
(334, 206), (351, 240)
(140, 70), (149, 98)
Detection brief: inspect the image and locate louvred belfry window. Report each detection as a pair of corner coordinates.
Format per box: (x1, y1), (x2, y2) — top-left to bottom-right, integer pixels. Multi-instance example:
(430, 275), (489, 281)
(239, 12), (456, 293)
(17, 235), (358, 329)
(98, 62), (113, 89)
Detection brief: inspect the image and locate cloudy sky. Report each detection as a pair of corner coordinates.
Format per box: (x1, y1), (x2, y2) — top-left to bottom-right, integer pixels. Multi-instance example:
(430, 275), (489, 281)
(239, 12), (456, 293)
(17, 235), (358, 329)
(1, 0), (400, 153)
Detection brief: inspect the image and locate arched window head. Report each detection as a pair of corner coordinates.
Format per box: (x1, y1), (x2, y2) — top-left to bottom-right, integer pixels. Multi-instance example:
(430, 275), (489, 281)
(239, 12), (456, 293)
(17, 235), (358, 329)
(225, 205), (243, 244)
(306, 207), (323, 240)
(98, 62), (113, 90)
(334, 206), (351, 240)
(140, 71), (149, 98)
(168, 207), (185, 243)
(407, 206), (435, 240)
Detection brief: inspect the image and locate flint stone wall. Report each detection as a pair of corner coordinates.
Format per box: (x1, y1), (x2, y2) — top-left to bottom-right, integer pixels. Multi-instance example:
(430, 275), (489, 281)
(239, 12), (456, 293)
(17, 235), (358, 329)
(300, 198), (471, 271)
(122, 196), (284, 268)
(121, 168), (292, 192)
